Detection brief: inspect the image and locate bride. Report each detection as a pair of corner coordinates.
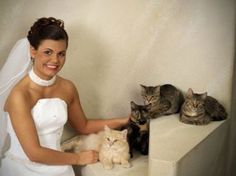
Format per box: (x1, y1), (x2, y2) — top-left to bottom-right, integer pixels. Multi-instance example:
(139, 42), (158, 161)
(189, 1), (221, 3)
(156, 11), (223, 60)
(0, 17), (129, 176)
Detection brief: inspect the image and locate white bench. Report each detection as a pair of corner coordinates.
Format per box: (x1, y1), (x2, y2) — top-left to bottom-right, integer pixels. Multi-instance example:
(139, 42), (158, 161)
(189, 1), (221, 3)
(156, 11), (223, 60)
(75, 114), (228, 176)
(148, 114), (228, 176)
(79, 152), (148, 176)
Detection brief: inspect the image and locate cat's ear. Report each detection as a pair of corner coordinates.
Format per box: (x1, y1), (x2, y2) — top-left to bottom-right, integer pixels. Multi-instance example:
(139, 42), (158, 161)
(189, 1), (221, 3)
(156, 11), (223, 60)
(121, 129), (128, 139)
(140, 84), (146, 89)
(153, 86), (161, 95)
(201, 92), (207, 99)
(140, 84), (146, 95)
(131, 101), (136, 110)
(104, 125), (110, 132)
(186, 88), (194, 98)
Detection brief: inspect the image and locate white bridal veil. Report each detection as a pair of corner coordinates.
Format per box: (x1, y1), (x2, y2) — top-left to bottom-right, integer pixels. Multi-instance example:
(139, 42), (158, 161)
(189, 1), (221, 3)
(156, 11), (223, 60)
(0, 38), (31, 157)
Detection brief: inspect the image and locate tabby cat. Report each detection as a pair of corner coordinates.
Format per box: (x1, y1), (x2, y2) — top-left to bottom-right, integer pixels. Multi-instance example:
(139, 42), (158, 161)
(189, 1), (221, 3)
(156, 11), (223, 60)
(141, 84), (183, 118)
(180, 88), (227, 125)
(61, 126), (131, 170)
(125, 101), (151, 157)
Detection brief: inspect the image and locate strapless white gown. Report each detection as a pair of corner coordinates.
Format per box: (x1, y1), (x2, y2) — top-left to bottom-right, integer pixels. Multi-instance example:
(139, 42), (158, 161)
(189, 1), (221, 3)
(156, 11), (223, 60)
(0, 98), (75, 176)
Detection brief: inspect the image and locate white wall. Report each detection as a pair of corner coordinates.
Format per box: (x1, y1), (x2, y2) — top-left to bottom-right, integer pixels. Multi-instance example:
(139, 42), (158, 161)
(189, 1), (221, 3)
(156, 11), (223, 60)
(0, 0), (235, 175)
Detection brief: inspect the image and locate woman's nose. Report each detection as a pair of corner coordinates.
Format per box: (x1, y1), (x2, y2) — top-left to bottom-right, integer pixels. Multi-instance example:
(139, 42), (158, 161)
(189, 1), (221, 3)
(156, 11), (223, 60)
(50, 54), (59, 62)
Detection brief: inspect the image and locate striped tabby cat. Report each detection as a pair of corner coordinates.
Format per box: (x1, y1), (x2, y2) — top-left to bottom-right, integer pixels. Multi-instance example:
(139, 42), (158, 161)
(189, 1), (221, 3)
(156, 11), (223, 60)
(180, 88), (227, 125)
(141, 84), (183, 118)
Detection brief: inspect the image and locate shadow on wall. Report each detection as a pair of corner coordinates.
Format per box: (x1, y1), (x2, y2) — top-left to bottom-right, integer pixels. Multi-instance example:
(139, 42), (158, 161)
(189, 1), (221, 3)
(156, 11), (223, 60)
(227, 20), (236, 176)
(61, 24), (110, 141)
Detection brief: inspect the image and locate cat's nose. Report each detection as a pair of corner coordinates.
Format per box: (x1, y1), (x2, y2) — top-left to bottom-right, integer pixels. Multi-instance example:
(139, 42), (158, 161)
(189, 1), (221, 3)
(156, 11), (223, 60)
(139, 119), (146, 124)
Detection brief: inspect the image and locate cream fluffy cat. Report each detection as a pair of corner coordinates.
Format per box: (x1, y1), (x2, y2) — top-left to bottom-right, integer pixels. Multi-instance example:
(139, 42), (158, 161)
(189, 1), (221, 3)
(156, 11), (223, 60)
(61, 126), (131, 170)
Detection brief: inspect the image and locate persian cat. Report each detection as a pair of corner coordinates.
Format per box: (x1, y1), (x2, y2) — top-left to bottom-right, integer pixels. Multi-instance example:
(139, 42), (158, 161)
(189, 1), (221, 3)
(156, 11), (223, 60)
(61, 125), (131, 170)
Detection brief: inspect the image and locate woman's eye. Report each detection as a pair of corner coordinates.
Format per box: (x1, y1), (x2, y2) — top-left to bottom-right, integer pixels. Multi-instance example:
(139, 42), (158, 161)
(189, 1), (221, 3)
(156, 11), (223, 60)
(58, 52), (66, 58)
(44, 50), (52, 55)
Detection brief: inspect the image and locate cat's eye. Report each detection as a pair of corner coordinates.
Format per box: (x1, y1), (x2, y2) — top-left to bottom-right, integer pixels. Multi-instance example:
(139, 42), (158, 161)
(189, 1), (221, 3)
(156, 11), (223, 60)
(198, 104), (203, 109)
(106, 138), (110, 141)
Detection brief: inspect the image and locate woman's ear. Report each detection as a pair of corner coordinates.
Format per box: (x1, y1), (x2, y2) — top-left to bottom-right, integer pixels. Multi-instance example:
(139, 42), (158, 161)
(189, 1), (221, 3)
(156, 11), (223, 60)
(30, 46), (36, 59)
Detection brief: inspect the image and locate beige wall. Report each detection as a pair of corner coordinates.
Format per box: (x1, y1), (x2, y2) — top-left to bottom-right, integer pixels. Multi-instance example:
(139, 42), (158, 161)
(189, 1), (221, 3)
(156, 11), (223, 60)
(1, 0), (234, 116)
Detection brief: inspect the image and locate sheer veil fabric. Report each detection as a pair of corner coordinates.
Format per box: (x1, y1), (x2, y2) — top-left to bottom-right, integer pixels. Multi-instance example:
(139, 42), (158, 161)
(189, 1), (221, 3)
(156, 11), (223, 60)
(0, 38), (32, 157)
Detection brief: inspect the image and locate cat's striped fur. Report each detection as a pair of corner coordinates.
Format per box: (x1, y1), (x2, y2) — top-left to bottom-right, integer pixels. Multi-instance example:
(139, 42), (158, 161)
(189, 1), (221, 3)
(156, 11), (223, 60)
(180, 88), (227, 125)
(141, 84), (183, 118)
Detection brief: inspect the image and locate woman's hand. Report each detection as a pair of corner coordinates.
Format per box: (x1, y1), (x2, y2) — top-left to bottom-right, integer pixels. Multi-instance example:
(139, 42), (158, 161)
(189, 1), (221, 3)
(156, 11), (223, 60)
(123, 114), (131, 126)
(77, 150), (99, 165)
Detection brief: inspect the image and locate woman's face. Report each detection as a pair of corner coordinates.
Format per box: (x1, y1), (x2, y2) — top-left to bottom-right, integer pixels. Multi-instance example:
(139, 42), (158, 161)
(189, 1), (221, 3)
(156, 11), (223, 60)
(30, 39), (67, 80)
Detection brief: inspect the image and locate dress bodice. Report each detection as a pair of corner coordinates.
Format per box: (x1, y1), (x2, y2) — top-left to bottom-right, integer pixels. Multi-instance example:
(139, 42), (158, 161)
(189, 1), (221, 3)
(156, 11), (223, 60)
(5, 98), (67, 159)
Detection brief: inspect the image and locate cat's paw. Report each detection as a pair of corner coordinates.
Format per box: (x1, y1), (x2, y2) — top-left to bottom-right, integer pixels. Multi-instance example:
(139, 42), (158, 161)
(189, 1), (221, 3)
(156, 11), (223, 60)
(121, 161), (132, 168)
(103, 163), (113, 170)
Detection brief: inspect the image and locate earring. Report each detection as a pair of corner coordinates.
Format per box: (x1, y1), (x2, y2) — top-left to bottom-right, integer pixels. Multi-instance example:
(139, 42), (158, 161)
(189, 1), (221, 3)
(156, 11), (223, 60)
(31, 57), (35, 63)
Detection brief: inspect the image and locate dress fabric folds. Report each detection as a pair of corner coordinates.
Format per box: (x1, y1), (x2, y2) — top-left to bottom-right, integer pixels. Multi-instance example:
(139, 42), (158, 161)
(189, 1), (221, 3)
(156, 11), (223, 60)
(0, 98), (75, 176)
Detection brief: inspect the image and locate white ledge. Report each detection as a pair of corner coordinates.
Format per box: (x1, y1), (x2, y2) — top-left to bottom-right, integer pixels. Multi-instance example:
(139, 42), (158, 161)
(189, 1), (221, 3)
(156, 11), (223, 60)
(74, 114), (228, 176)
(79, 152), (148, 176)
(148, 114), (229, 176)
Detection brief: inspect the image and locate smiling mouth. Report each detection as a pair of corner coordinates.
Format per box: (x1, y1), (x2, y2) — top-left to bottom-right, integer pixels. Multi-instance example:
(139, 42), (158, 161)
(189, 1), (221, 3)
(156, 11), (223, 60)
(45, 64), (58, 69)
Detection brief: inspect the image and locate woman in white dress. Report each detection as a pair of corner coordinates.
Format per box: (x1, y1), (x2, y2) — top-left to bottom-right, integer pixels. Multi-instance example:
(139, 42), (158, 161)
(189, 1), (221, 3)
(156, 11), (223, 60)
(0, 17), (129, 176)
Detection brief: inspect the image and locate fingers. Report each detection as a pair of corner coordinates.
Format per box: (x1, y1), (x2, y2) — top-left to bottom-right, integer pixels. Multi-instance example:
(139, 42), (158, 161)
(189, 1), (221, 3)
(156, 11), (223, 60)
(88, 150), (99, 164)
(77, 150), (99, 165)
(90, 150), (99, 163)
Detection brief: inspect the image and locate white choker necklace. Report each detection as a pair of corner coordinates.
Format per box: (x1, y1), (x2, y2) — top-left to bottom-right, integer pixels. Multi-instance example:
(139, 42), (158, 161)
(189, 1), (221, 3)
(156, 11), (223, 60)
(29, 69), (56, 87)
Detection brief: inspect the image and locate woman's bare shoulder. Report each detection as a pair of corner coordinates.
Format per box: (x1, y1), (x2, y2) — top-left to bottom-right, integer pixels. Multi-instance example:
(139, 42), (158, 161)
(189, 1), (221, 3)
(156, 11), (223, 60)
(5, 83), (31, 111)
(56, 76), (80, 104)
(57, 76), (78, 92)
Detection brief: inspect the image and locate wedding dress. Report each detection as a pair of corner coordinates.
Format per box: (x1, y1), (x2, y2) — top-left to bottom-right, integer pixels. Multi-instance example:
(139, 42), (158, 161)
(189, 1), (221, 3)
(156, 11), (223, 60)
(0, 98), (74, 176)
(0, 39), (75, 176)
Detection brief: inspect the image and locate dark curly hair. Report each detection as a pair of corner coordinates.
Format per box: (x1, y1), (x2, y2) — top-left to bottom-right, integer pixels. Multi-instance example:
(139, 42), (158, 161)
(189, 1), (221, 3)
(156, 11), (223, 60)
(27, 17), (68, 49)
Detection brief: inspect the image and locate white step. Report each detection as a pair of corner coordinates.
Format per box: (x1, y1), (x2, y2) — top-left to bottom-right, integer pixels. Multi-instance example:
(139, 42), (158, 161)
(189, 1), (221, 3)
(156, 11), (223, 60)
(148, 114), (228, 176)
(79, 152), (148, 176)
(72, 113), (228, 176)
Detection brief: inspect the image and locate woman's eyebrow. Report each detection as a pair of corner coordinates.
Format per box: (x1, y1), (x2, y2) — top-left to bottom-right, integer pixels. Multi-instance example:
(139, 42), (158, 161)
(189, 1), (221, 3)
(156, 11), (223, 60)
(43, 48), (66, 53)
(42, 48), (53, 51)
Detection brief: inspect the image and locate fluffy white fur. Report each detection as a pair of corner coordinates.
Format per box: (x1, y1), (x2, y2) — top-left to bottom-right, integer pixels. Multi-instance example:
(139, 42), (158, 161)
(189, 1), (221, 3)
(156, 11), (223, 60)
(99, 126), (131, 169)
(61, 132), (104, 152)
(61, 126), (131, 170)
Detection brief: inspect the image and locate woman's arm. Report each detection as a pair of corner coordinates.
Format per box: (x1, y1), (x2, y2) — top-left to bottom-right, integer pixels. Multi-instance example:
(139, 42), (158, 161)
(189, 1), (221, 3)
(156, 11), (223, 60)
(5, 89), (98, 165)
(67, 84), (129, 134)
